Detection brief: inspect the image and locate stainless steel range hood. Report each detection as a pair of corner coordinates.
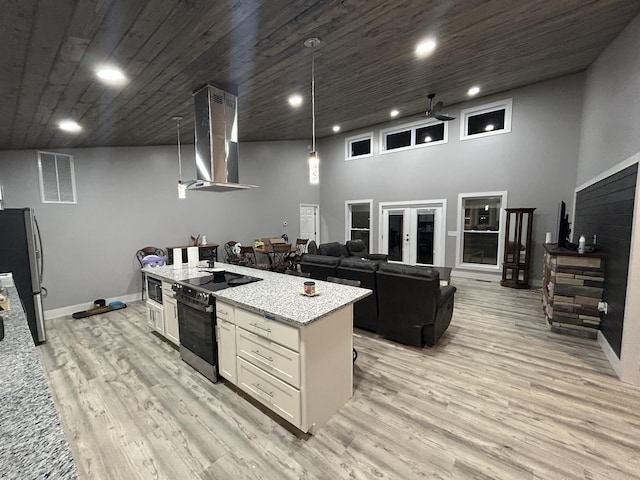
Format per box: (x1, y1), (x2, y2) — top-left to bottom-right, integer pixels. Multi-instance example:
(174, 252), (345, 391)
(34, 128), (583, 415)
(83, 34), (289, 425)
(188, 84), (256, 192)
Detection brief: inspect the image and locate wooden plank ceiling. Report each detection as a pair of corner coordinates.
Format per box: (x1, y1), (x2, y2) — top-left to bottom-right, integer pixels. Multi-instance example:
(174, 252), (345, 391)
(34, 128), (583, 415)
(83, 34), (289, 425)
(2, 0), (639, 150)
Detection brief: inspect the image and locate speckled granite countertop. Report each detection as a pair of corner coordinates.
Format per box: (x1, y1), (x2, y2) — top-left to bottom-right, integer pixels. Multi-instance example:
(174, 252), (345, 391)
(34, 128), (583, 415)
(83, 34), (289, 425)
(143, 263), (371, 326)
(0, 284), (78, 479)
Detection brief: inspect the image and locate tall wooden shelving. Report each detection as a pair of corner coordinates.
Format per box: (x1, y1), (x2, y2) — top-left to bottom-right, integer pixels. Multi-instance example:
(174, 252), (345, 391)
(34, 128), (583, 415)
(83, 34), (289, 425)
(501, 208), (535, 288)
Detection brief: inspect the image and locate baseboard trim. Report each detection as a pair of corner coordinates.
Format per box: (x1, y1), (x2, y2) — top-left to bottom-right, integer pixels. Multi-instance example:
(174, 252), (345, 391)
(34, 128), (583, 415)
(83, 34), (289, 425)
(45, 292), (141, 320)
(598, 331), (622, 379)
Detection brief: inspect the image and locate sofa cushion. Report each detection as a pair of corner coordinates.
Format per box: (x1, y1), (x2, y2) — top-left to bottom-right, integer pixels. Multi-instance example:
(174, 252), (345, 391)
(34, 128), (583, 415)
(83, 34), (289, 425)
(338, 257), (379, 271)
(301, 254), (341, 266)
(318, 242), (349, 257)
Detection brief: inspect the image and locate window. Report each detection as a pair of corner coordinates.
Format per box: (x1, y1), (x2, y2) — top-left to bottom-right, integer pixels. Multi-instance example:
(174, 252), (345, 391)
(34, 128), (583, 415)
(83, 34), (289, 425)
(346, 200), (373, 251)
(460, 98), (512, 140)
(345, 132), (373, 160)
(37, 151), (77, 204)
(456, 191), (508, 270)
(381, 119), (447, 153)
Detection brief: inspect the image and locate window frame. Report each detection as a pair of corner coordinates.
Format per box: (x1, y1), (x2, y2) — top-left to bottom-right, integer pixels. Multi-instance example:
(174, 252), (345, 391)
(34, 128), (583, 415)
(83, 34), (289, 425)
(460, 98), (513, 141)
(345, 132), (374, 160)
(455, 191), (508, 272)
(37, 151), (78, 204)
(380, 118), (448, 154)
(345, 199), (373, 251)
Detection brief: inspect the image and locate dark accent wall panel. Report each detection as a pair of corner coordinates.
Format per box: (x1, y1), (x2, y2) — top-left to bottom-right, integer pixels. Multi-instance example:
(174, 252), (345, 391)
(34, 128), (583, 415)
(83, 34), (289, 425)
(573, 163), (637, 357)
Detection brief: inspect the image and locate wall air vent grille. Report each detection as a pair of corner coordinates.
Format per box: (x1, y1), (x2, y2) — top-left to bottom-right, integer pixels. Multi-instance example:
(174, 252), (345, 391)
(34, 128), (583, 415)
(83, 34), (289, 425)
(37, 151), (77, 204)
(213, 94), (223, 104)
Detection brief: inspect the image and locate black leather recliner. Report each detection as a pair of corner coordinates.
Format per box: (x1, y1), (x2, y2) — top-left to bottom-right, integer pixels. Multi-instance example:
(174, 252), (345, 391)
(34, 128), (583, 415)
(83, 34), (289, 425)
(336, 258), (379, 332)
(376, 263), (456, 347)
(300, 254), (341, 281)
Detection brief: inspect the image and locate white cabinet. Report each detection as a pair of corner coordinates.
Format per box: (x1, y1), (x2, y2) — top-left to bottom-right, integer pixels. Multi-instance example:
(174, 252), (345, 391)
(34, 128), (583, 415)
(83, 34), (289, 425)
(162, 281), (179, 345)
(217, 318), (237, 383)
(146, 301), (164, 334)
(163, 296), (179, 345)
(217, 303), (353, 434)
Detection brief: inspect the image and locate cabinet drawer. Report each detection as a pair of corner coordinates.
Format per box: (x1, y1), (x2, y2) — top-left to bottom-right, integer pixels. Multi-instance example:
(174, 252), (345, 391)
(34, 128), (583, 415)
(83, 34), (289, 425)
(237, 357), (301, 427)
(235, 308), (299, 351)
(237, 328), (300, 388)
(216, 301), (235, 324)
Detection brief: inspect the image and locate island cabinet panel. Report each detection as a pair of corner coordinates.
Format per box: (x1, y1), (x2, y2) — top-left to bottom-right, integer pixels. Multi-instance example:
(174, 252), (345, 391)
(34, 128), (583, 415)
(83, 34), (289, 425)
(217, 318), (237, 383)
(216, 301), (235, 324)
(236, 328), (300, 387)
(237, 357), (302, 427)
(234, 308), (299, 352)
(218, 302), (354, 434)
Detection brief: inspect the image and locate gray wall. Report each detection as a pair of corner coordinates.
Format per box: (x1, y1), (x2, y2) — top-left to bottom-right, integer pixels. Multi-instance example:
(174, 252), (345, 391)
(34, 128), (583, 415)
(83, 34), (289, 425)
(576, 12), (640, 384)
(0, 141), (318, 309)
(577, 14), (640, 185)
(317, 74), (584, 274)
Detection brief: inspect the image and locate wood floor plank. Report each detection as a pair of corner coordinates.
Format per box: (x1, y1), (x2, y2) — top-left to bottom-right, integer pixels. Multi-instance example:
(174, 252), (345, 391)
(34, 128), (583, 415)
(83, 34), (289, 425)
(39, 278), (640, 479)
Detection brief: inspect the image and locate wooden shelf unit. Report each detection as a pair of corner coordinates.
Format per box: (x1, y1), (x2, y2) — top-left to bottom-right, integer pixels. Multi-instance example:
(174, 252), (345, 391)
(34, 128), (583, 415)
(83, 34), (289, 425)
(501, 208), (535, 288)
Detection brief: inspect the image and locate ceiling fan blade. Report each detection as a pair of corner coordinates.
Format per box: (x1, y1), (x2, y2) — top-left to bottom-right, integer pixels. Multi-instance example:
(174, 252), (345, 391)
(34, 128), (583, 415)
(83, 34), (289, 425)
(435, 114), (455, 121)
(432, 101), (444, 113)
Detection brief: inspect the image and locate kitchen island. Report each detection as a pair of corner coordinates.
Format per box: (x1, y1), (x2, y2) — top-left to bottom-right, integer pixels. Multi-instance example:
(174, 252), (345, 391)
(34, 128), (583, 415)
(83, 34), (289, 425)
(0, 283), (78, 480)
(143, 263), (371, 433)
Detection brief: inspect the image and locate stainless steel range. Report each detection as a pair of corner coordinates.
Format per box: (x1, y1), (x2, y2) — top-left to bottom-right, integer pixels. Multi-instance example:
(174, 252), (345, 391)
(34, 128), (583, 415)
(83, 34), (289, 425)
(172, 271), (262, 382)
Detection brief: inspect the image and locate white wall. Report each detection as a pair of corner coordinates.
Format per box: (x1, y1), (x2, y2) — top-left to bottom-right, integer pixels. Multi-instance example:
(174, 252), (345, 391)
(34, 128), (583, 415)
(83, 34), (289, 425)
(577, 13), (640, 386)
(317, 74), (584, 278)
(0, 141), (318, 311)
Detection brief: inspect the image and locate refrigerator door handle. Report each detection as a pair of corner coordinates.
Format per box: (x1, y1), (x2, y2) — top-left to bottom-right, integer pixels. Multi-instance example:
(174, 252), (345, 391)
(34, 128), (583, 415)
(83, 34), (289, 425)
(34, 214), (44, 283)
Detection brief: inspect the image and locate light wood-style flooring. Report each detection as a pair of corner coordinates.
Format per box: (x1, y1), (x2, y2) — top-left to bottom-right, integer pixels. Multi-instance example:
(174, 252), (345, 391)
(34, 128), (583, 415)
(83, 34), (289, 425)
(39, 278), (640, 479)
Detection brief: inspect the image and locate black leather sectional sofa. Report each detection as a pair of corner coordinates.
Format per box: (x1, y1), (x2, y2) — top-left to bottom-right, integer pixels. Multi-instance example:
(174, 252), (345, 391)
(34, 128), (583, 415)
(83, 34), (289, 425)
(300, 244), (456, 347)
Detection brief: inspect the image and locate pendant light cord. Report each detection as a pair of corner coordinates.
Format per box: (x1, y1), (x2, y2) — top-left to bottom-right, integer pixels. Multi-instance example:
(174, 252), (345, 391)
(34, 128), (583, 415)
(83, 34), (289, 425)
(311, 52), (316, 153)
(175, 117), (183, 181)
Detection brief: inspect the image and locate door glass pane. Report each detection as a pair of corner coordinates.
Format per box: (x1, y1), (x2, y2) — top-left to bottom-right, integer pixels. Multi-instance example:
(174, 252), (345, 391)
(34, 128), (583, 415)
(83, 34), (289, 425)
(388, 214), (403, 261)
(416, 212), (434, 264)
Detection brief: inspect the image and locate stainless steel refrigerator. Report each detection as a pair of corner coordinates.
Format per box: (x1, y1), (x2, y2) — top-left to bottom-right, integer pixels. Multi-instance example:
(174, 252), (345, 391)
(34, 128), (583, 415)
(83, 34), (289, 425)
(0, 208), (46, 344)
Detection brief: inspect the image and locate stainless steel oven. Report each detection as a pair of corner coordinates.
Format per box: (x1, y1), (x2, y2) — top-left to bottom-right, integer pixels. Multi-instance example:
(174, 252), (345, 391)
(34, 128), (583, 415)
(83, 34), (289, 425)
(172, 271), (262, 383)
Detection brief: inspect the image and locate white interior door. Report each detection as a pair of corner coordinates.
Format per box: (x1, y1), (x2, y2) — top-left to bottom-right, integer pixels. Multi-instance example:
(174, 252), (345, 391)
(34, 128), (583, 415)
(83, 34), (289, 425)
(381, 204), (444, 266)
(299, 204), (319, 245)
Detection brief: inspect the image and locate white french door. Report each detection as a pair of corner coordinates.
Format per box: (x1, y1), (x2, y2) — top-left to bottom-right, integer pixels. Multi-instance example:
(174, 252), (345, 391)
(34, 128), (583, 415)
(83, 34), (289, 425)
(380, 201), (445, 266)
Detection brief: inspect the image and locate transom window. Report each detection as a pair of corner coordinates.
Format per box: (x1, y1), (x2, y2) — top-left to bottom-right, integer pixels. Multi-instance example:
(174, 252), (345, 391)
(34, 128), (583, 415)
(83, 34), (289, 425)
(460, 98), (512, 140)
(380, 119), (447, 153)
(345, 132), (373, 160)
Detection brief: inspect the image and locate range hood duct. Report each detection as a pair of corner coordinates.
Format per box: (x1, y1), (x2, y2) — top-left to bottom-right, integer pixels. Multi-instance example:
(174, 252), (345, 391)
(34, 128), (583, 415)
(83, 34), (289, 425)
(188, 84), (256, 192)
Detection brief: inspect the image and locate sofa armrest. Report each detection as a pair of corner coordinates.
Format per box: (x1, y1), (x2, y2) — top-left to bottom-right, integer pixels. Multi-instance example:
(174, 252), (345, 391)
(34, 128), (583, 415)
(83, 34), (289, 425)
(438, 285), (456, 307)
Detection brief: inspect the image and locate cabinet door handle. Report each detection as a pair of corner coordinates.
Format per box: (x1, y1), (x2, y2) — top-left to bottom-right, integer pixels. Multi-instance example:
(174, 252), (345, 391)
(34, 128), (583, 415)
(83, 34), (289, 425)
(253, 383), (274, 398)
(251, 350), (273, 363)
(249, 323), (271, 333)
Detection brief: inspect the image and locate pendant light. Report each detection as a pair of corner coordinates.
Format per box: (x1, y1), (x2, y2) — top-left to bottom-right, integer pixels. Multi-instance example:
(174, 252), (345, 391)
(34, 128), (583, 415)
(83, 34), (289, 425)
(172, 116), (187, 199)
(305, 37), (321, 184)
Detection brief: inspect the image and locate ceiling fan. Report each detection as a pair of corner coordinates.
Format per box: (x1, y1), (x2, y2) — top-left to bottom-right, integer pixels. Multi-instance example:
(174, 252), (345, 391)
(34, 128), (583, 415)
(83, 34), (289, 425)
(426, 93), (455, 121)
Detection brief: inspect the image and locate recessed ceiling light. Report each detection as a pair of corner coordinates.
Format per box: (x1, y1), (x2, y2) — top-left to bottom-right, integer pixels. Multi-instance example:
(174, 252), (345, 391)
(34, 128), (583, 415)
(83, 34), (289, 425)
(484, 124), (495, 131)
(332, 125), (341, 133)
(415, 38), (437, 58)
(288, 94), (303, 107)
(96, 66), (127, 85)
(59, 120), (82, 132)
(390, 109), (399, 117)
(468, 86), (480, 96)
